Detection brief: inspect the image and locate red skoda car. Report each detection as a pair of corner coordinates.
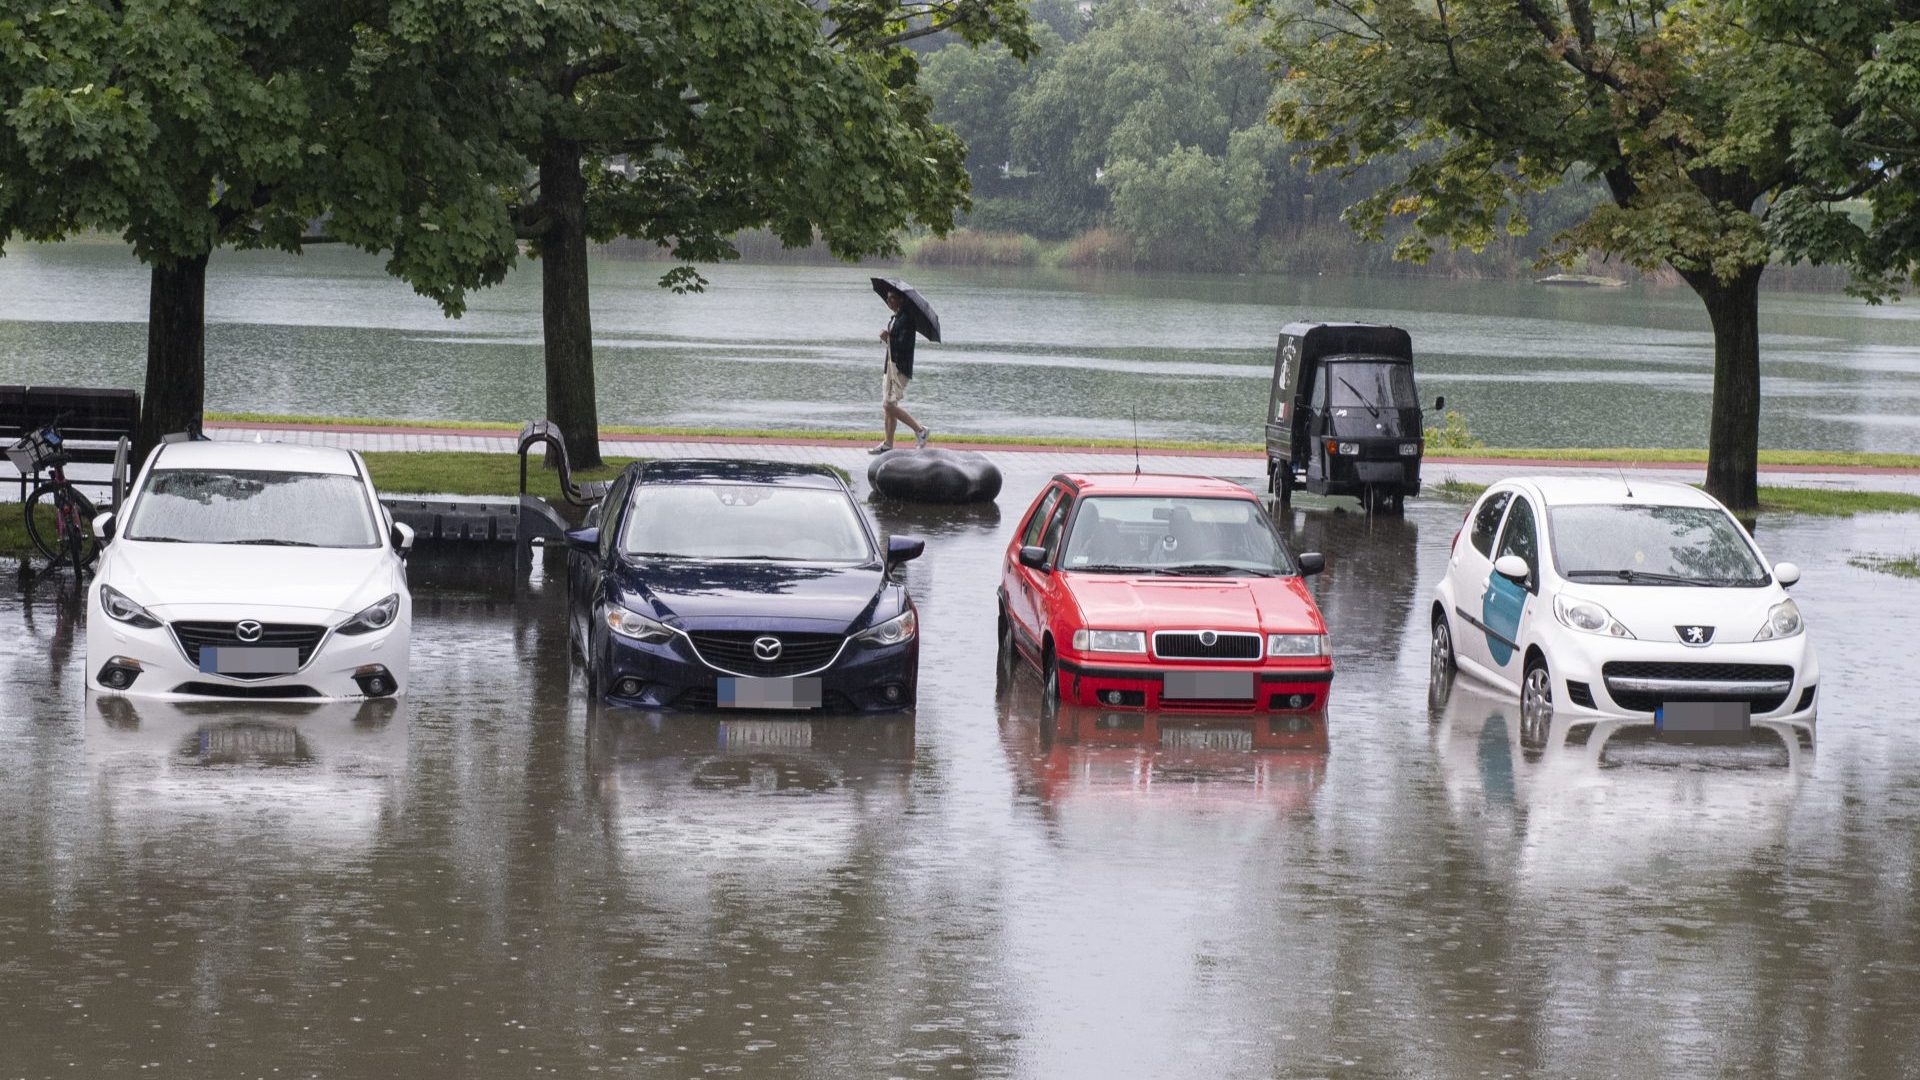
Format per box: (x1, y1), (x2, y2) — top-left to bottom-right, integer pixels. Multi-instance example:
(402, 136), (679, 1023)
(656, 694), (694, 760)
(999, 474), (1333, 713)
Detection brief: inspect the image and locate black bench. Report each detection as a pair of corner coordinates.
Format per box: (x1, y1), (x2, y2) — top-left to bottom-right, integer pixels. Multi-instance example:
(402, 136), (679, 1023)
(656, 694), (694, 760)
(1, 385), (140, 501)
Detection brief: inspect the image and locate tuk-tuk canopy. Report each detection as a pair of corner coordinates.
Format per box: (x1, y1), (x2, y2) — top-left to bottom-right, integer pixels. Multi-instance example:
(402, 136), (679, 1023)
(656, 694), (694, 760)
(1272, 322), (1413, 415)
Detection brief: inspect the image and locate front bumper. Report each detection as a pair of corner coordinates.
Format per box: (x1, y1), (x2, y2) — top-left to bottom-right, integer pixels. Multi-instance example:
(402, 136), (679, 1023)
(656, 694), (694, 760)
(1055, 653), (1334, 714)
(1542, 632), (1819, 738)
(600, 630), (918, 713)
(86, 608), (411, 701)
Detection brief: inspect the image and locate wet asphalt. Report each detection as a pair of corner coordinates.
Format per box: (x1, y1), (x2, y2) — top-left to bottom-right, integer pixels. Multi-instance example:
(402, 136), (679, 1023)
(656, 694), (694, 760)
(2, 460), (1919, 1078)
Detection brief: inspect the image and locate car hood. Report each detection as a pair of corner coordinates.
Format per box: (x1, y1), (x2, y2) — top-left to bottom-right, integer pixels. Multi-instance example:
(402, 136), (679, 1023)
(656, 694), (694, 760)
(1556, 581), (1791, 646)
(617, 560), (886, 630)
(104, 541), (396, 617)
(1063, 574), (1325, 633)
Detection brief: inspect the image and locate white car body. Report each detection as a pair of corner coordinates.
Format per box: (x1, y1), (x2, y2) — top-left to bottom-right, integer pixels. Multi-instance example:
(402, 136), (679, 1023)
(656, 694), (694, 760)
(1430, 476), (1818, 746)
(85, 441), (412, 701)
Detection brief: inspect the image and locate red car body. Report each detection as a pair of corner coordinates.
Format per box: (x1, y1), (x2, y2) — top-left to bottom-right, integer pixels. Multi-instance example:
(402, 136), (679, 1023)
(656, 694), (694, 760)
(999, 473), (1334, 714)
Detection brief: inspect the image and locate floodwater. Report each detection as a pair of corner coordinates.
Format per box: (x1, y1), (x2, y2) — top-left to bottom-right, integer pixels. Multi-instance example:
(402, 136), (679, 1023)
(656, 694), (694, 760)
(5, 242), (1920, 452)
(4, 460), (1920, 1078)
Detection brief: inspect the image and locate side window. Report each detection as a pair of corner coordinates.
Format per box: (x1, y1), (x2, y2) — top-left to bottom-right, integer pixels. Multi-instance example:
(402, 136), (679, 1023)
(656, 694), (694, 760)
(1021, 486), (1063, 548)
(599, 473), (634, 560)
(1496, 498), (1539, 587)
(1470, 490), (1514, 557)
(1309, 372), (1328, 411)
(1041, 495), (1075, 562)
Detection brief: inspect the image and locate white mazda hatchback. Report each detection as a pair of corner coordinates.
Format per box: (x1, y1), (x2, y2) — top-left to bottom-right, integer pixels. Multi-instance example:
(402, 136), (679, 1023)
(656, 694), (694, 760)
(1430, 476), (1818, 748)
(85, 441), (412, 701)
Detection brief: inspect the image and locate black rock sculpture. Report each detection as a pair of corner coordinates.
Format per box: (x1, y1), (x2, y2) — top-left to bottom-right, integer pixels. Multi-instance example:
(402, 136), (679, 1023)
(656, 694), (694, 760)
(867, 448), (1002, 504)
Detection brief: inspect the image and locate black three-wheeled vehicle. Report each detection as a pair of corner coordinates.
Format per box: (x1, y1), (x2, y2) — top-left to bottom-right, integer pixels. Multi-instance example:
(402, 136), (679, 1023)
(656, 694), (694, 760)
(1264, 322), (1442, 513)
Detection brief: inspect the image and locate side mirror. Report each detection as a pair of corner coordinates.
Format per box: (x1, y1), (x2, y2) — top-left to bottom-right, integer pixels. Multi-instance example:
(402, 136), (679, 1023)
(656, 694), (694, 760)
(886, 535), (925, 567)
(1774, 561), (1800, 588)
(390, 521), (414, 555)
(1493, 554), (1531, 583)
(565, 526), (600, 554)
(92, 512), (115, 544)
(1434, 395), (1446, 412)
(1297, 552), (1324, 577)
(1018, 545), (1049, 571)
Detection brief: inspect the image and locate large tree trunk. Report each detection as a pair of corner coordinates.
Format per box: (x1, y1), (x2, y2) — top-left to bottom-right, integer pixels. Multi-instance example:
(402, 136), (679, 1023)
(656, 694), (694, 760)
(136, 252), (210, 458)
(1678, 265), (1764, 512)
(539, 137), (603, 470)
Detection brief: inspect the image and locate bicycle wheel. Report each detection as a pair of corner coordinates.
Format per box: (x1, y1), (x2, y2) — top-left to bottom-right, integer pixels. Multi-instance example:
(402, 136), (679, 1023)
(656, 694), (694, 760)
(26, 483), (99, 571)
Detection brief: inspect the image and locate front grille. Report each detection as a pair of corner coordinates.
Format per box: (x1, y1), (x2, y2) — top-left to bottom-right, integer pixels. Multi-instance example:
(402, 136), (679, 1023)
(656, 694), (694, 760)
(171, 682), (321, 699)
(1156, 696), (1259, 713)
(169, 621), (328, 681)
(687, 631), (844, 677)
(1566, 680), (1596, 709)
(1601, 661), (1794, 714)
(1153, 631), (1262, 661)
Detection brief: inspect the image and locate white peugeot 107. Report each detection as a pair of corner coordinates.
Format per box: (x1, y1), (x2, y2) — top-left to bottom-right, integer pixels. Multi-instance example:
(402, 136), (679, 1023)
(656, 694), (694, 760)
(1431, 476), (1818, 748)
(86, 441), (413, 700)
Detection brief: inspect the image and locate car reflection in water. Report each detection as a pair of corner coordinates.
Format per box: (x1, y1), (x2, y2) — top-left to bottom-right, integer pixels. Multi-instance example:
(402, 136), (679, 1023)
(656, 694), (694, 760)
(1427, 669), (1806, 890)
(584, 707), (916, 880)
(82, 694), (409, 864)
(997, 661), (1327, 810)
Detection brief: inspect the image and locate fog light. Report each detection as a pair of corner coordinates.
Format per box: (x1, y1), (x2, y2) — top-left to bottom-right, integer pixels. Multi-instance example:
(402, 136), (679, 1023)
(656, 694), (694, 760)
(353, 664), (397, 698)
(97, 656), (142, 690)
(1289, 694), (1307, 709)
(1106, 690), (1123, 705)
(613, 676), (644, 698)
(883, 684), (903, 703)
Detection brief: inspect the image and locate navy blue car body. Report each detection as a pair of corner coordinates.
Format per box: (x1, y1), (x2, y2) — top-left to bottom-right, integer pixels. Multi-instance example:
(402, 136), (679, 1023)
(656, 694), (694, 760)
(566, 460), (922, 712)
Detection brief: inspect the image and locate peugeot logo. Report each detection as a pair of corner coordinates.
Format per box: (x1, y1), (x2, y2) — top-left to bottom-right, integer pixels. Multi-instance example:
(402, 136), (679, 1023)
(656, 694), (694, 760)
(1676, 625), (1715, 646)
(753, 636), (783, 661)
(1198, 630), (1218, 647)
(235, 620), (264, 643)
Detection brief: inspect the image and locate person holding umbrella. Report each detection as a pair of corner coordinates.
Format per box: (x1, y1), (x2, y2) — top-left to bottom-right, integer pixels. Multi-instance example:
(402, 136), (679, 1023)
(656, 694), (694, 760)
(869, 277), (940, 453)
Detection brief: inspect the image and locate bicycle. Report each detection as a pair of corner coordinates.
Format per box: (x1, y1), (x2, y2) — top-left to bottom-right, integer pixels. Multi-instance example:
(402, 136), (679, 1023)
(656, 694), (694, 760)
(8, 415), (100, 575)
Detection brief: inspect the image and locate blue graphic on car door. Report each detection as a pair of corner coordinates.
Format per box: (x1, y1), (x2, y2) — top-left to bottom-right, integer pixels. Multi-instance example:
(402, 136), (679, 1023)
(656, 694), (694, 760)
(1480, 573), (1526, 667)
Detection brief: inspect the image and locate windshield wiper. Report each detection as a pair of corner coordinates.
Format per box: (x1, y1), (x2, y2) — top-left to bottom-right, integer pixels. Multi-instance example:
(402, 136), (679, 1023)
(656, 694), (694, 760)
(1070, 563), (1161, 574)
(1565, 568), (1717, 586)
(1337, 376), (1381, 417)
(1160, 564), (1273, 577)
(129, 535), (192, 543)
(221, 538), (320, 547)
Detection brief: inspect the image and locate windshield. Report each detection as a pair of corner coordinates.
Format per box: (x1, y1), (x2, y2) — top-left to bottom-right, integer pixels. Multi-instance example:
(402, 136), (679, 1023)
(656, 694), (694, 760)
(125, 469), (379, 547)
(1549, 504), (1769, 586)
(1058, 496), (1293, 576)
(1324, 360), (1417, 409)
(621, 483), (873, 562)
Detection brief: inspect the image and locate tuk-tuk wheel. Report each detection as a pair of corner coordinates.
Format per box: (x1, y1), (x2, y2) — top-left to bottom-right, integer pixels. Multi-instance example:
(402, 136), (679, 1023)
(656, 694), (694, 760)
(1273, 464), (1294, 505)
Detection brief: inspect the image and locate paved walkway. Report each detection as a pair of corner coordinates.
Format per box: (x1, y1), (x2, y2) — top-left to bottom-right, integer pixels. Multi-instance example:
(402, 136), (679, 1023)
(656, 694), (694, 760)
(201, 421), (1920, 496)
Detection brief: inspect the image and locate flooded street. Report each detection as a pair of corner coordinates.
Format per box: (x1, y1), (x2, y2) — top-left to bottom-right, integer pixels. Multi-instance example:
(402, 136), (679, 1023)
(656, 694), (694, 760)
(4, 460), (1920, 1077)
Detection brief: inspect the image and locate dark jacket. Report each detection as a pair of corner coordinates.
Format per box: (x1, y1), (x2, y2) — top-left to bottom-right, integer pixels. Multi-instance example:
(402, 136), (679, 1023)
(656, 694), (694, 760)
(887, 306), (916, 379)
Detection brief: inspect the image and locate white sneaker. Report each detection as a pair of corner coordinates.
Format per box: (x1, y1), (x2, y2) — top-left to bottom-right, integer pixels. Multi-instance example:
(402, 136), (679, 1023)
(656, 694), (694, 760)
(868, 443), (893, 455)
(914, 428), (930, 450)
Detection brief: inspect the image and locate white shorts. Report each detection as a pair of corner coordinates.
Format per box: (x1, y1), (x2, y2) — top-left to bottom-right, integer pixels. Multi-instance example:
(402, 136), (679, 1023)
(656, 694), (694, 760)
(883, 361), (909, 405)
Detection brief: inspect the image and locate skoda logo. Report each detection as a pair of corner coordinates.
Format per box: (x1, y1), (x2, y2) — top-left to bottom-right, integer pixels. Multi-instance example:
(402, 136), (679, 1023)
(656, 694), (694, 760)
(753, 636), (783, 661)
(1676, 625), (1715, 646)
(1198, 630), (1218, 647)
(235, 620), (264, 643)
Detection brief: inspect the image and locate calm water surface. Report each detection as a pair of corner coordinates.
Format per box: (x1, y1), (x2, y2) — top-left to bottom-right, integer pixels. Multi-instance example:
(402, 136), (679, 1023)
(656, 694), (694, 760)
(3, 462), (1919, 1077)
(4, 242), (1920, 451)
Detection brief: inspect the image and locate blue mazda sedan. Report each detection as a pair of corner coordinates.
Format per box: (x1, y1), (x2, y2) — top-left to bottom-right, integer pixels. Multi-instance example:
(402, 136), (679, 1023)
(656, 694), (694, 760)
(565, 460), (924, 712)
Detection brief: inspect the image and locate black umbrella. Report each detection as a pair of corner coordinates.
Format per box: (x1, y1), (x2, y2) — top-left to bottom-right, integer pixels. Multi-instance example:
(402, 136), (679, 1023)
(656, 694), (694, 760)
(870, 277), (942, 342)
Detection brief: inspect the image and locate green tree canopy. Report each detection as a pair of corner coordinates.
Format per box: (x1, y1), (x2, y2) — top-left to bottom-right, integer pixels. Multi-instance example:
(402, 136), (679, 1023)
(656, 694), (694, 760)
(1250, 0), (1920, 508)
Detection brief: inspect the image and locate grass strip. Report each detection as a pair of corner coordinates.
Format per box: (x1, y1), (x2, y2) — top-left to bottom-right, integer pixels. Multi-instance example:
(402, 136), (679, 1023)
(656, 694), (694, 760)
(1849, 554), (1920, 579)
(1424, 476), (1920, 517)
(361, 451), (847, 494)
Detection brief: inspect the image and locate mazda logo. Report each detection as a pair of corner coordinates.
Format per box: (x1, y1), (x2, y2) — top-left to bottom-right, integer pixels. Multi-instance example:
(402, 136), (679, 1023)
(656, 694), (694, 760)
(1198, 630), (1218, 647)
(235, 620), (264, 643)
(753, 636), (783, 661)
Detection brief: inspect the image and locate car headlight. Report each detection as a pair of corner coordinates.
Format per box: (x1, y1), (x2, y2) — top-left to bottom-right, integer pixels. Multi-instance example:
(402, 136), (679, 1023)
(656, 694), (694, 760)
(1552, 594), (1635, 638)
(1754, 598), (1803, 640)
(1399, 442), (1420, 457)
(604, 604), (674, 643)
(1337, 442), (1359, 455)
(855, 608), (918, 646)
(99, 584), (161, 629)
(337, 594), (402, 636)
(1266, 633), (1327, 657)
(1072, 629), (1146, 654)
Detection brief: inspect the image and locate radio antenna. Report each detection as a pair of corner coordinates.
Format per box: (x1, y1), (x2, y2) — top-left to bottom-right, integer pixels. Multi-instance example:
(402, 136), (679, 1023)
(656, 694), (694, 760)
(1619, 468), (1634, 499)
(1132, 404), (1142, 477)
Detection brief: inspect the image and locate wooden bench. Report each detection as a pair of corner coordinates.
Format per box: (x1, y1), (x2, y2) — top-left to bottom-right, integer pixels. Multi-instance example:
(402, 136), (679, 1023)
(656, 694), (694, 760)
(1, 385), (140, 501)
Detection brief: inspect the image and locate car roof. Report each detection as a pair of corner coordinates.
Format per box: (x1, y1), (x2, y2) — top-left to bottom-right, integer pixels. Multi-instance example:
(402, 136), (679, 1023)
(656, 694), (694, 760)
(149, 440), (362, 476)
(1500, 474), (1725, 511)
(637, 458), (846, 489)
(1057, 473), (1258, 498)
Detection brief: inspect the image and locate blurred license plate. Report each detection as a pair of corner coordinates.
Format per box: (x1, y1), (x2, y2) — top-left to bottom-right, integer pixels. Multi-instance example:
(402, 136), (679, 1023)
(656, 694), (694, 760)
(717, 677), (821, 710)
(1163, 671), (1255, 700)
(201, 647), (300, 675)
(1657, 700), (1751, 741)
(719, 720), (814, 748)
(1161, 726), (1253, 752)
